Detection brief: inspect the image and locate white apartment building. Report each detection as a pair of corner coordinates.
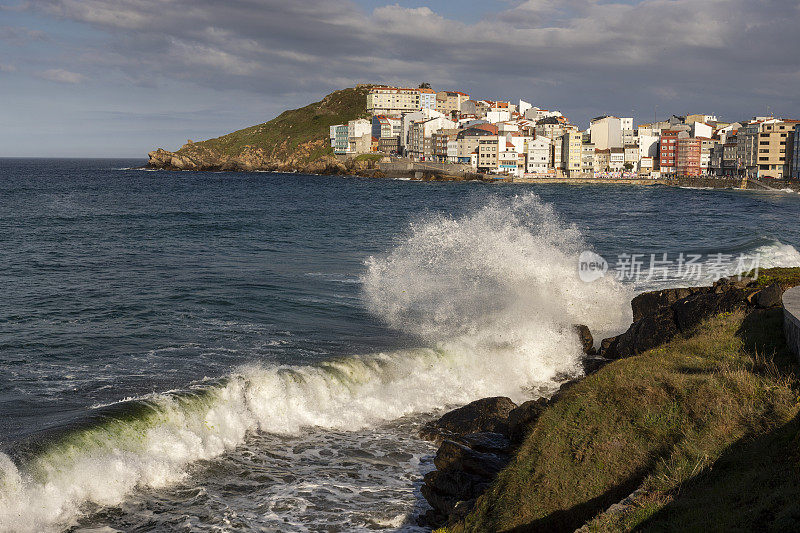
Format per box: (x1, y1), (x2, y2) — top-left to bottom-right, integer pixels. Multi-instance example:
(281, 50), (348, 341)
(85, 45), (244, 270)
(525, 137), (552, 174)
(590, 116), (623, 150)
(367, 87), (421, 115)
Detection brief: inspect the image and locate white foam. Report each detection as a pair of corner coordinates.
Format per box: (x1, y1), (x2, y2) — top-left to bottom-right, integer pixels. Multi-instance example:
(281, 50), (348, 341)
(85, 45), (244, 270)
(0, 193), (633, 532)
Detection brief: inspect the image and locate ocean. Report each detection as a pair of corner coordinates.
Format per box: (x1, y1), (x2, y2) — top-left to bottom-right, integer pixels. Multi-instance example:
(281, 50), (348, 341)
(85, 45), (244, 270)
(1, 158), (799, 532)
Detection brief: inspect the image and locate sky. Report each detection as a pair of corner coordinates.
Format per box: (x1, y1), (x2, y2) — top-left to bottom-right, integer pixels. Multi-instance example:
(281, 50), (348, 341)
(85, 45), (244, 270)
(1, 0), (799, 158)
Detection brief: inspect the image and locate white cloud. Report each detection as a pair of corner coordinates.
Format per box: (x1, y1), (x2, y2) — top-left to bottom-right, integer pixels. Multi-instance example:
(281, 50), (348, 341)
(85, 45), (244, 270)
(37, 68), (86, 83)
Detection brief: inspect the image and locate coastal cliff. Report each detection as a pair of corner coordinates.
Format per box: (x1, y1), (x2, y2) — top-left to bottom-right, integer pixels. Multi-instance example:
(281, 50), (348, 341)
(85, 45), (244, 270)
(147, 85), (379, 174)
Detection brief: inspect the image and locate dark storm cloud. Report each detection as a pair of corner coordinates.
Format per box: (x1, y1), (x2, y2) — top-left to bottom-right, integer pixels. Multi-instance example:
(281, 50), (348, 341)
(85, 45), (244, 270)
(19, 0), (800, 122)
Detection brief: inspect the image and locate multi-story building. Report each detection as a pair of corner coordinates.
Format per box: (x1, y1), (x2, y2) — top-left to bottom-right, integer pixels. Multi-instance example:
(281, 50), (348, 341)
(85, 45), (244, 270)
(676, 137), (702, 177)
(498, 141), (519, 174)
(624, 144), (640, 171)
(477, 136), (500, 172)
(367, 87), (421, 115)
(686, 114), (718, 125)
(723, 132), (740, 176)
(333, 124), (349, 155)
(378, 136), (400, 154)
(594, 149), (610, 172)
(525, 137), (552, 175)
(709, 142), (724, 176)
(561, 130), (583, 175)
(436, 91), (470, 118)
(407, 116), (457, 160)
(590, 116), (623, 150)
(793, 124), (800, 180)
(330, 119), (371, 156)
(432, 129), (459, 162)
(755, 120), (798, 178)
(456, 124), (499, 163)
(736, 122), (760, 177)
(419, 88), (437, 111)
(581, 136), (595, 174)
(609, 147), (625, 171)
(371, 115), (402, 140)
(659, 130), (680, 175)
(699, 138), (716, 175)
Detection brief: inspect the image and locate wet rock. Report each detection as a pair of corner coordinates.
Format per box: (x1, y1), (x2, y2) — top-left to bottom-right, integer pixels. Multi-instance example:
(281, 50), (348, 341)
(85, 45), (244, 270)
(455, 432), (513, 455)
(433, 440), (508, 478)
(574, 324), (595, 355)
(419, 397), (517, 443)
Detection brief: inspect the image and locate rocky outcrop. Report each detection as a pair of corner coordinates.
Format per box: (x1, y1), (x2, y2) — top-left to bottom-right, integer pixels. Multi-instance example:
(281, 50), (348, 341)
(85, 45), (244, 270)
(146, 142), (380, 176)
(419, 277), (794, 529)
(419, 397), (517, 444)
(600, 277), (783, 360)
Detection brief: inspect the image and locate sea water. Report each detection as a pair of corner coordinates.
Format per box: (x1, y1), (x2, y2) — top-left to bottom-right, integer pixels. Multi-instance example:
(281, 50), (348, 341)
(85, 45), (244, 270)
(1, 159), (799, 532)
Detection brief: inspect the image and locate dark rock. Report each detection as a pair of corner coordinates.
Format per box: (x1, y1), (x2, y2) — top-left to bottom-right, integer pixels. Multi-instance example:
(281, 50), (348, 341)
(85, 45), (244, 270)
(605, 308), (678, 359)
(507, 397), (549, 443)
(450, 499), (478, 521)
(423, 469), (488, 500)
(671, 288), (749, 333)
(420, 396), (517, 443)
(631, 287), (701, 322)
(753, 283), (783, 308)
(574, 324), (595, 355)
(583, 356), (611, 375)
(729, 276), (756, 289)
(599, 335), (619, 358)
(433, 440), (508, 478)
(456, 432), (513, 455)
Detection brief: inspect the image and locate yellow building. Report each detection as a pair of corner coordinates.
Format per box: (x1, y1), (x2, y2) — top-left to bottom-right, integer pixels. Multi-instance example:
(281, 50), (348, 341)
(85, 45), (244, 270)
(561, 130), (583, 175)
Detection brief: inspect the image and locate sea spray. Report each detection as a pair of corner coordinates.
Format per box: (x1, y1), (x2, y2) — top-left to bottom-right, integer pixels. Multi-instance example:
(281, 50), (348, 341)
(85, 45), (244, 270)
(0, 193), (633, 532)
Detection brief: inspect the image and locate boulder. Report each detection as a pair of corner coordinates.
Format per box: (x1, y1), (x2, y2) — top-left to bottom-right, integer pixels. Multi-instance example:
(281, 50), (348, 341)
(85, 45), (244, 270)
(671, 288), (749, 333)
(599, 335), (619, 358)
(583, 356), (611, 375)
(631, 287), (699, 322)
(455, 432), (513, 455)
(605, 308), (678, 359)
(574, 324), (595, 355)
(433, 440), (508, 478)
(752, 283), (783, 308)
(420, 397), (517, 443)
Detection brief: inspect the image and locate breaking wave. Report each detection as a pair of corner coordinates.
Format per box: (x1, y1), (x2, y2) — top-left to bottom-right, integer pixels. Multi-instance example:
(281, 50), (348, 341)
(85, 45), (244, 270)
(0, 193), (633, 532)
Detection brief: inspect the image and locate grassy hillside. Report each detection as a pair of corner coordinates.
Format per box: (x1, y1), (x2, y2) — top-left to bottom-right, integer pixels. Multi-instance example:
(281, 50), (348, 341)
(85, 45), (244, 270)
(176, 85), (371, 161)
(452, 267), (800, 532)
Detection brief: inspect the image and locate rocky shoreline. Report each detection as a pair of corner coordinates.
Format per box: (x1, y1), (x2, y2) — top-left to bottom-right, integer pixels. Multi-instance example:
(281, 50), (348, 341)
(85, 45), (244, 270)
(416, 275), (787, 529)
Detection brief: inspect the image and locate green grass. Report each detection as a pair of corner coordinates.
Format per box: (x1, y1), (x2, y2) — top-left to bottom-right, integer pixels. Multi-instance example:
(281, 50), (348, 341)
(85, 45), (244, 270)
(456, 271), (800, 532)
(743, 266), (800, 289)
(353, 153), (384, 163)
(175, 85), (371, 162)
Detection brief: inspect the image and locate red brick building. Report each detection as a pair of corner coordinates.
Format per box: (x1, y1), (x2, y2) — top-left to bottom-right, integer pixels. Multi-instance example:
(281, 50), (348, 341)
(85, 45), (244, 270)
(676, 137), (702, 177)
(659, 130), (680, 174)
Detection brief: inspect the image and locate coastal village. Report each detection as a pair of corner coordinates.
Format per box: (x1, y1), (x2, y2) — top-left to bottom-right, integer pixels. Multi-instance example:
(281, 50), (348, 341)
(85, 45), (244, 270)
(330, 85), (800, 181)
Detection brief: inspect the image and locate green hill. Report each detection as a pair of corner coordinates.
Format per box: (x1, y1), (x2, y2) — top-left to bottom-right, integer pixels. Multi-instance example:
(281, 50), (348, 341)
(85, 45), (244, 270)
(147, 85), (373, 172)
